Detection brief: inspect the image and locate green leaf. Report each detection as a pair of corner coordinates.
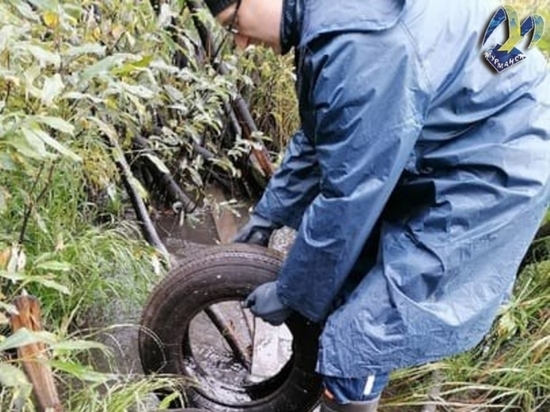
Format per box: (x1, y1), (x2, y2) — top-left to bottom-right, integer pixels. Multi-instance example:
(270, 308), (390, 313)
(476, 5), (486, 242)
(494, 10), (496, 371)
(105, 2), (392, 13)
(34, 116), (75, 135)
(50, 360), (114, 383)
(164, 84), (185, 103)
(123, 93), (147, 120)
(6, 0), (40, 21)
(0, 364), (30, 388)
(0, 270), (26, 282)
(33, 278), (71, 295)
(26, 44), (61, 68)
(0, 25), (21, 53)
(80, 55), (125, 82)
(23, 126), (81, 162)
(0, 189), (6, 213)
(64, 44), (106, 58)
(22, 66), (43, 100)
(88, 117), (118, 142)
(132, 176), (149, 201)
(117, 82), (156, 99)
(34, 210), (48, 234)
(62, 91), (104, 104)
(41, 74), (65, 105)
(144, 153), (170, 174)
(111, 55), (154, 75)
(0, 328), (55, 352)
(19, 127), (49, 158)
(0, 152), (16, 171)
(187, 167), (203, 188)
(34, 260), (72, 272)
(157, 392), (183, 409)
(132, 55), (154, 68)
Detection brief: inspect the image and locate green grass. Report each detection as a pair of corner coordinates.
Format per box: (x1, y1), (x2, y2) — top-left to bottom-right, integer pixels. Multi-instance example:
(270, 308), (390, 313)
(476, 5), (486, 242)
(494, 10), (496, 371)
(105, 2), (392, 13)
(383, 260), (550, 411)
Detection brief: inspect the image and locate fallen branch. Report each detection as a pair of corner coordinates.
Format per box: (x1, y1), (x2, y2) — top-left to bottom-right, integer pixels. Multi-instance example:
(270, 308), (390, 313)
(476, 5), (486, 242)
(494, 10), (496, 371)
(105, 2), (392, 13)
(10, 295), (63, 412)
(133, 136), (199, 214)
(106, 132), (170, 261)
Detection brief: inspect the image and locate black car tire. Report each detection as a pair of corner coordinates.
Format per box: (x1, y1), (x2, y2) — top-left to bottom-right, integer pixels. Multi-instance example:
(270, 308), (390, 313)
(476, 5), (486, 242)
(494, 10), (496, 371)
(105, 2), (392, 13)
(139, 244), (323, 412)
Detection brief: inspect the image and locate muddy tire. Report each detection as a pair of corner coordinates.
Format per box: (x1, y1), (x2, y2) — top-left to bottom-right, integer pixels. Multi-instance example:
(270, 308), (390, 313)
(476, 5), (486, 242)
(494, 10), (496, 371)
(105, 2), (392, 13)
(139, 244), (323, 412)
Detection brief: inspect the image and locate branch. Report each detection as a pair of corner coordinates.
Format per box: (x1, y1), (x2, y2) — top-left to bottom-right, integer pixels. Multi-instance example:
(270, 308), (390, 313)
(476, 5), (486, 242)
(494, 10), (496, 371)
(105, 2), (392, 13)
(133, 136), (198, 214)
(19, 163), (55, 245)
(106, 134), (170, 261)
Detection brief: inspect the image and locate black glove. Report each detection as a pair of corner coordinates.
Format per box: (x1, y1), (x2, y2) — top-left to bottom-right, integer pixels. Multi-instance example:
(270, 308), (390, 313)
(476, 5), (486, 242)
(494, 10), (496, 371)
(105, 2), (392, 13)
(243, 281), (292, 326)
(232, 213), (280, 247)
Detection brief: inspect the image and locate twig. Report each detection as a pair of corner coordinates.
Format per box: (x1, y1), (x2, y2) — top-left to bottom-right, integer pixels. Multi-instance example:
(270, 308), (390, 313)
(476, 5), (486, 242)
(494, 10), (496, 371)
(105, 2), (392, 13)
(106, 133), (170, 261)
(421, 370), (444, 412)
(205, 305), (251, 369)
(19, 163), (56, 245)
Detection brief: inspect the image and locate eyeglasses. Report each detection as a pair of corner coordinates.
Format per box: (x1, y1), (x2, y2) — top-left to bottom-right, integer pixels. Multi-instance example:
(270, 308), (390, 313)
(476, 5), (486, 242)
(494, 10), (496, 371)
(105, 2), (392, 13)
(224, 0), (242, 34)
(213, 0), (242, 63)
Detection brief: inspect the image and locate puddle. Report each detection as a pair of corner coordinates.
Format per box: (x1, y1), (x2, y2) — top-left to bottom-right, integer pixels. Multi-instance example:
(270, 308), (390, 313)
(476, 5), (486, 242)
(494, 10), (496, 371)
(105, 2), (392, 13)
(187, 302), (292, 387)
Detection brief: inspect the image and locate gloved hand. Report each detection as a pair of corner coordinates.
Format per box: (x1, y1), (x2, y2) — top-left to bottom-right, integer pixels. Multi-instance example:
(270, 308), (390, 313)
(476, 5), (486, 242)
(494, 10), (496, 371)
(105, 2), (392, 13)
(243, 281), (292, 326)
(232, 213), (280, 247)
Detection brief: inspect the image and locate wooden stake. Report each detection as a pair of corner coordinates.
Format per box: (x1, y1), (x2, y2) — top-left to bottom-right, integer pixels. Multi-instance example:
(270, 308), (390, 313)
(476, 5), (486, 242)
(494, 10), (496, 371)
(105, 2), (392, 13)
(10, 295), (63, 412)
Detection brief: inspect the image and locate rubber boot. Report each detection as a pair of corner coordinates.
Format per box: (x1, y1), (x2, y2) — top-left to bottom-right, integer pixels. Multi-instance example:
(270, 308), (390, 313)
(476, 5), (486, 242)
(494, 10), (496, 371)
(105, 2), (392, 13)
(320, 395), (380, 412)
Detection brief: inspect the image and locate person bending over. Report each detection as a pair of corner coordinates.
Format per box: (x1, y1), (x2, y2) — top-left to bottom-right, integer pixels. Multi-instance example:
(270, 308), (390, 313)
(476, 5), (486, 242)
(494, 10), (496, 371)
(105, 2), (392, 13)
(203, 0), (550, 410)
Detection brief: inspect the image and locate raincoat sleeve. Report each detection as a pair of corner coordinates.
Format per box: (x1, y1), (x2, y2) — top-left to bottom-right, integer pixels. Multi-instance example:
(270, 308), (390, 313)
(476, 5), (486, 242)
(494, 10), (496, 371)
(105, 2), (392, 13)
(254, 129), (321, 230)
(276, 32), (429, 322)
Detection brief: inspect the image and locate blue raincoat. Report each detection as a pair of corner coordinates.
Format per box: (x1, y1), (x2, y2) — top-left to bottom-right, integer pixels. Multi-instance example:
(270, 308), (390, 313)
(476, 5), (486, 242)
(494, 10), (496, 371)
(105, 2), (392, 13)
(254, 0), (550, 377)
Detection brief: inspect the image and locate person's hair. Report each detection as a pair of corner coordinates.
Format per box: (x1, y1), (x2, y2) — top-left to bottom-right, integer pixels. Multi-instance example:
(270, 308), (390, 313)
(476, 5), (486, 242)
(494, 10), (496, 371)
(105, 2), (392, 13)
(203, 0), (237, 17)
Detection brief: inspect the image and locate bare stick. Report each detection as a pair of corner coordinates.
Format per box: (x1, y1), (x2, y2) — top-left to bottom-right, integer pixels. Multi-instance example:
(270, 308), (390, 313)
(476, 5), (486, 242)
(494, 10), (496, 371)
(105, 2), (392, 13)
(205, 305), (251, 369)
(106, 134), (170, 261)
(421, 370), (444, 412)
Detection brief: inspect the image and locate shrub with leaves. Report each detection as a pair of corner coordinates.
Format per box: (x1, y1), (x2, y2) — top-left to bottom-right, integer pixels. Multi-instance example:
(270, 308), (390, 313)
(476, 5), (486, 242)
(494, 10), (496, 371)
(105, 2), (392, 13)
(0, 0), (241, 409)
